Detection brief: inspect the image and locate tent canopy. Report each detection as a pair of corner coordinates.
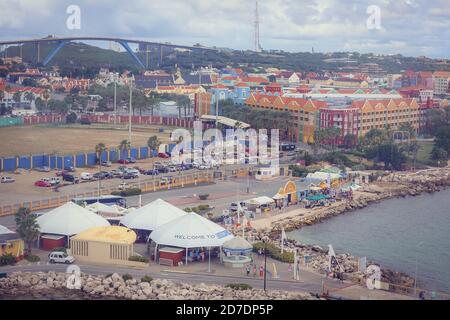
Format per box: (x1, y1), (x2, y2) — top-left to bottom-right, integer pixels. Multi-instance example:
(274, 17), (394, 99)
(150, 212), (234, 248)
(119, 198), (187, 232)
(248, 196), (275, 206)
(223, 236), (253, 254)
(36, 202), (110, 237)
(72, 226), (136, 245)
(0, 225), (14, 235)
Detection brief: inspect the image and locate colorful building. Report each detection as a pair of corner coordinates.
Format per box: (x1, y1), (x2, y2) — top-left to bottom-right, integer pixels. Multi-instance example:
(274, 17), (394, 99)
(0, 225), (24, 260)
(320, 106), (360, 145)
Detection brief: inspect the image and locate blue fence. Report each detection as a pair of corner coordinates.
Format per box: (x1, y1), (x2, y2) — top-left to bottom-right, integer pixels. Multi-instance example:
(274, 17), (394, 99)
(1, 145), (160, 172)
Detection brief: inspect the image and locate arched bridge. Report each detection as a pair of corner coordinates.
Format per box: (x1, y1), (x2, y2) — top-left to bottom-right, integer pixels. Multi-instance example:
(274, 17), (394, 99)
(0, 36), (218, 69)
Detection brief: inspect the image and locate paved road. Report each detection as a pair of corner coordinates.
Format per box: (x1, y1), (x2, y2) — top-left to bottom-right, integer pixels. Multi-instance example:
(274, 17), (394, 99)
(0, 263), (342, 298)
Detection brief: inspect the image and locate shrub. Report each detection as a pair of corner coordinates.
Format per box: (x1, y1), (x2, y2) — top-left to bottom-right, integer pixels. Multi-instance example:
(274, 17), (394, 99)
(184, 207), (192, 212)
(198, 194), (209, 200)
(111, 188), (142, 197)
(25, 255), (40, 263)
(122, 273), (133, 281)
(0, 254), (17, 266)
(252, 242), (294, 263)
(141, 275), (153, 283)
(52, 247), (67, 253)
(128, 255), (149, 263)
(225, 283), (252, 290)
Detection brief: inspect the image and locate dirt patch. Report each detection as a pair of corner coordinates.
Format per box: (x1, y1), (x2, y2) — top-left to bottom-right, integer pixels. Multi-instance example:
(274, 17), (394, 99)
(0, 124), (173, 157)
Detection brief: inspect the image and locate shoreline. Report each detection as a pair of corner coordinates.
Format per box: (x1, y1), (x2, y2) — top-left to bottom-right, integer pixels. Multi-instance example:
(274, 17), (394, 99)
(245, 167), (450, 294)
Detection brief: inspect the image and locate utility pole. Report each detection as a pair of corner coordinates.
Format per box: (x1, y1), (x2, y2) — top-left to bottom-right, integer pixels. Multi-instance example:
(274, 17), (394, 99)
(254, 0), (261, 52)
(215, 89), (219, 128)
(263, 238), (267, 291)
(114, 73), (117, 126)
(128, 77), (133, 144)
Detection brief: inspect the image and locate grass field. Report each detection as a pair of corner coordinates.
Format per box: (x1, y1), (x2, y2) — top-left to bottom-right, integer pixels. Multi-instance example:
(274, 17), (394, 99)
(0, 124), (173, 157)
(416, 141), (434, 164)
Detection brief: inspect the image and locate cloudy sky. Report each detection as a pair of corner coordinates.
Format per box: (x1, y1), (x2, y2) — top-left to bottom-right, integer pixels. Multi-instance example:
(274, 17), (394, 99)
(0, 0), (449, 58)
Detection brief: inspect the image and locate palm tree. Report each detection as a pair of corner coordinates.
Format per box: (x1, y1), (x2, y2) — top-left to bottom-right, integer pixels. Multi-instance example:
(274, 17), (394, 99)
(145, 95), (160, 117)
(0, 90), (4, 107)
(42, 89), (51, 113)
(119, 139), (131, 160)
(15, 207), (40, 256)
(95, 142), (107, 194)
(24, 91), (35, 109)
(12, 91), (22, 108)
(147, 135), (161, 151)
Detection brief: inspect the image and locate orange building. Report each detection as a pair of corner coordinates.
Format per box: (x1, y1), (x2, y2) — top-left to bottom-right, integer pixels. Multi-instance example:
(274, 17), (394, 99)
(244, 93), (326, 143)
(352, 99), (420, 138)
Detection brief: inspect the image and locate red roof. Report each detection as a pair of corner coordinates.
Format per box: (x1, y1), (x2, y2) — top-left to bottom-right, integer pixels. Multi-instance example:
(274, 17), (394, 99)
(235, 82), (249, 88)
(213, 84), (228, 89)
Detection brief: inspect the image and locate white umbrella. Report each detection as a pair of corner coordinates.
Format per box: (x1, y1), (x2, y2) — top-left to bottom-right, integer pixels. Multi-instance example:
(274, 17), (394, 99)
(119, 198), (187, 231)
(36, 202), (110, 237)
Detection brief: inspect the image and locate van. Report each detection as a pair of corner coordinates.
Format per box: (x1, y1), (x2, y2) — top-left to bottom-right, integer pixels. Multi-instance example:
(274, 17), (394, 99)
(80, 172), (93, 180)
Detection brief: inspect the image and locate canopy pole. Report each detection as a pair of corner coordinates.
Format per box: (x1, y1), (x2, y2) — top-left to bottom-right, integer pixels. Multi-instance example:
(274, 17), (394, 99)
(185, 248), (188, 265)
(208, 247), (211, 273)
(154, 243), (158, 262)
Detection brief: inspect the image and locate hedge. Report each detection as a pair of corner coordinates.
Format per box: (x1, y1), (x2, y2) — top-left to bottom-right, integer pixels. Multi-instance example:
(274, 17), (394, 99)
(111, 188), (142, 197)
(128, 255), (149, 263)
(253, 242), (294, 263)
(225, 283), (252, 290)
(141, 275), (153, 283)
(122, 274), (133, 281)
(25, 255), (40, 263)
(0, 254), (17, 266)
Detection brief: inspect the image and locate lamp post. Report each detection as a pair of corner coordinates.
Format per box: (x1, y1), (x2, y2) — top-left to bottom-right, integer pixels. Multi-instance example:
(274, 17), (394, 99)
(263, 236), (268, 291)
(414, 241), (424, 296)
(128, 77), (133, 144)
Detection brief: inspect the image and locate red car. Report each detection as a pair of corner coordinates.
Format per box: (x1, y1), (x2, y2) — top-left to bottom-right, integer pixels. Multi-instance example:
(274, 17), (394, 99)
(117, 159), (130, 164)
(35, 180), (52, 187)
(158, 152), (169, 158)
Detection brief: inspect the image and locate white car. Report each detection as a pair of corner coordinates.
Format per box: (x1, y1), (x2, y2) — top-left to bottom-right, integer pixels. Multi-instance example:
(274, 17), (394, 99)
(118, 182), (130, 191)
(198, 164), (211, 170)
(48, 251), (75, 264)
(1, 176), (15, 183)
(49, 177), (61, 185)
(80, 172), (93, 180)
(125, 168), (140, 175)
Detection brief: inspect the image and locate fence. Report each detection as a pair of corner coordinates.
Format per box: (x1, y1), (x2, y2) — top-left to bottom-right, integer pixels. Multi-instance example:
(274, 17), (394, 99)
(0, 143), (177, 172)
(0, 117), (23, 127)
(0, 171), (214, 217)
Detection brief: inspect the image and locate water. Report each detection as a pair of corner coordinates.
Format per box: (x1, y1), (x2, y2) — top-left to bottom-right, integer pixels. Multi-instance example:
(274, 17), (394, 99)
(287, 189), (450, 294)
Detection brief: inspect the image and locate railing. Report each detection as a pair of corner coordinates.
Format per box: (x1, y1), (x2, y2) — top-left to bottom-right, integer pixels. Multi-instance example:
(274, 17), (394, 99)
(0, 172), (214, 217)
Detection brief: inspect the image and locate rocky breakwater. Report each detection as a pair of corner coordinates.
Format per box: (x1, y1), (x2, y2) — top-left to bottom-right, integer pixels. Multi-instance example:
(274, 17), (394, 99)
(0, 271), (315, 300)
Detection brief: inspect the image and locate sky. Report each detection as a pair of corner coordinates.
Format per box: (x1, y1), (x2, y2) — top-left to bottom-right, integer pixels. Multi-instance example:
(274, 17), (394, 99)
(0, 0), (449, 59)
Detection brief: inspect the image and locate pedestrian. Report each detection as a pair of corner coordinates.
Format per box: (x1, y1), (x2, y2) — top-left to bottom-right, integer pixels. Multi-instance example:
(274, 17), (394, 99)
(246, 264), (250, 277)
(258, 248), (263, 256)
(288, 264), (292, 272)
(259, 265), (264, 278)
(253, 264), (257, 277)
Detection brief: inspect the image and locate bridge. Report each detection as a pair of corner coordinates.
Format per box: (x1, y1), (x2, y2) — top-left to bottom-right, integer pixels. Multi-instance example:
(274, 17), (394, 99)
(0, 36), (218, 69)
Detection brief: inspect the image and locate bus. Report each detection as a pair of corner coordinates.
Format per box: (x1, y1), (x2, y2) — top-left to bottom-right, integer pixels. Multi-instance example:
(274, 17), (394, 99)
(71, 195), (126, 207)
(280, 143), (296, 151)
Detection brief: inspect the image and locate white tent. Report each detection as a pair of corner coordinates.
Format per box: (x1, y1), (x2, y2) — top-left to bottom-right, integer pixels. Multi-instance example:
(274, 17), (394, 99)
(0, 225), (14, 235)
(248, 196), (275, 206)
(86, 202), (114, 213)
(119, 198), (187, 232)
(36, 202), (110, 237)
(223, 236), (253, 255)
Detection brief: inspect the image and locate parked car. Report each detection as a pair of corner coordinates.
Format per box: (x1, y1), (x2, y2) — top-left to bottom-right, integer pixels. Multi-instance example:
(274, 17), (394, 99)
(287, 151), (296, 157)
(117, 159), (130, 164)
(93, 172), (111, 180)
(62, 174), (79, 183)
(158, 152), (169, 158)
(101, 161), (112, 167)
(49, 177), (61, 186)
(111, 169), (124, 178)
(123, 172), (138, 179)
(157, 166), (169, 173)
(35, 180), (52, 187)
(180, 163), (193, 170)
(133, 166), (146, 174)
(35, 166), (50, 172)
(80, 172), (93, 180)
(118, 166), (128, 172)
(65, 166), (76, 172)
(48, 251), (75, 264)
(127, 157), (137, 164)
(118, 182), (130, 191)
(168, 165), (178, 173)
(1, 176), (15, 183)
(144, 169), (159, 176)
(198, 164), (211, 170)
(160, 176), (173, 185)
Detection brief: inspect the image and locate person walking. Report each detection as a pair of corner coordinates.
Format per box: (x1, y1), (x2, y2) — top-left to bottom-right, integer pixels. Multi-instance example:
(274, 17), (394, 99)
(253, 264), (257, 277)
(259, 265), (264, 278)
(246, 264), (251, 277)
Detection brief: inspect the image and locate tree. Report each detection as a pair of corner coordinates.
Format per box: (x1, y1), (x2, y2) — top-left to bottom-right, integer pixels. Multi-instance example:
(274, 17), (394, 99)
(12, 91), (22, 107)
(119, 139), (131, 159)
(434, 126), (450, 154)
(147, 135), (161, 151)
(424, 109), (447, 136)
(15, 207), (40, 256)
(35, 97), (45, 112)
(66, 112), (77, 124)
(23, 91), (35, 109)
(42, 89), (51, 112)
(22, 78), (38, 87)
(95, 142), (107, 164)
(431, 146), (448, 166)
(343, 133), (357, 149)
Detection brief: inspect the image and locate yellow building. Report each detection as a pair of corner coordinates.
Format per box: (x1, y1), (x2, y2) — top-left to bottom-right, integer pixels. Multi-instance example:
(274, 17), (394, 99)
(352, 99), (420, 138)
(70, 226), (138, 266)
(0, 226), (24, 259)
(244, 93), (326, 143)
(273, 180), (298, 205)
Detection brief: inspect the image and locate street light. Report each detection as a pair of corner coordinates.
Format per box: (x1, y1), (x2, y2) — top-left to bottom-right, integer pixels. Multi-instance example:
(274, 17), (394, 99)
(263, 236), (269, 291)
(414, 241), (424, 296)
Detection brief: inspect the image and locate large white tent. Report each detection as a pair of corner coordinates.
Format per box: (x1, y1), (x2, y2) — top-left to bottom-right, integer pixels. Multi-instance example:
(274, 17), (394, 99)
(150, 211), (234, 266)
(0, 225), (14, 235)
(119, 198), (187, 232)
(36, 202), (110, 237)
